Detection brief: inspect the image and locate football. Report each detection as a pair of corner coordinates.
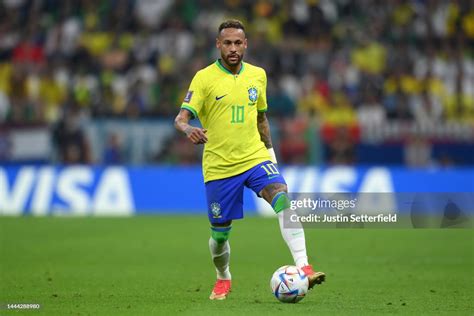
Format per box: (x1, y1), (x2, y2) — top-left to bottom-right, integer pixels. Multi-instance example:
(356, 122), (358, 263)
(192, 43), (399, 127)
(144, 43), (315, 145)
(270, 265), (309, 303)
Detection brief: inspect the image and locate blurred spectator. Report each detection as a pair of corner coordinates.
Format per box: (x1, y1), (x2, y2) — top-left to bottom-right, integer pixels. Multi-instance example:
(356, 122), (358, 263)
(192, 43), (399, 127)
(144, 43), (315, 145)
(12, 32), (45, 66)
(134, 0), (173, 28)
(0, 91), (9, 121)
(404, 136), (432, 167)
(103, 132), (123, 164)
(322, 92), (357, 126)
(327, 127), (356, 165)
(357, 92), (386, 127)
(279, 116), (308, 164)
(409, 89), (443, 124)
(52, 107), (91, 164)
(267, 81), (296, 117)
(351, 36), (387, 76)
(157, 134), (200, 164)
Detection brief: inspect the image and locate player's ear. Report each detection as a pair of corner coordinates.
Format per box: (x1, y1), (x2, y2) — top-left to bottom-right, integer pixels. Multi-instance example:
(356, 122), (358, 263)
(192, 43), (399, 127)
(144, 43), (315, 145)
(216, 37), (221, 49)
(244, 38), (248, 49)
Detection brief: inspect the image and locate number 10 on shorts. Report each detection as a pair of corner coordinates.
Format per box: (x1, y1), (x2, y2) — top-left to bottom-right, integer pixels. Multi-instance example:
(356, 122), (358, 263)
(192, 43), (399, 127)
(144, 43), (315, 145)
(261, 162), (279, 176)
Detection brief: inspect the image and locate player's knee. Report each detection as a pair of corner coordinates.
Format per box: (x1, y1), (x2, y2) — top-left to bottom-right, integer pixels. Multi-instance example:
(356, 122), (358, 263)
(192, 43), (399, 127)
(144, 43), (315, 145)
(211, 226), (231, 243)
(271, 191), (290, 213)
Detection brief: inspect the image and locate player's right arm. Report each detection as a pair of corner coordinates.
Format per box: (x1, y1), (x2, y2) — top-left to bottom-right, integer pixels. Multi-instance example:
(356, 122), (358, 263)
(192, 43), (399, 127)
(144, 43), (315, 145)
(175, 71), (207, 145)
(174, 109), (208, 145)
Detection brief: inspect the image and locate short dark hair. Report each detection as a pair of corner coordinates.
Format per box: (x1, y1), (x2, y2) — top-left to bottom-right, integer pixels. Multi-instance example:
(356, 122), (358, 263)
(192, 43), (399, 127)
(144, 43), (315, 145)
(218, 19), (245, 35)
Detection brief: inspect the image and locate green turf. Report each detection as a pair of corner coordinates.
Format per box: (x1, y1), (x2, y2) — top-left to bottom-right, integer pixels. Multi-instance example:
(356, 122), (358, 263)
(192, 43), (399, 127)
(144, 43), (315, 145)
(1, 216), (473, 315)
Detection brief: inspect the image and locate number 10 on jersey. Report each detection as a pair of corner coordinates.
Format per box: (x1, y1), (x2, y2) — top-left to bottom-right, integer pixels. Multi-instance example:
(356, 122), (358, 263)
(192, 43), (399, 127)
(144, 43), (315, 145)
(261, 162), (279, 176)
(231, 105), (244, 123)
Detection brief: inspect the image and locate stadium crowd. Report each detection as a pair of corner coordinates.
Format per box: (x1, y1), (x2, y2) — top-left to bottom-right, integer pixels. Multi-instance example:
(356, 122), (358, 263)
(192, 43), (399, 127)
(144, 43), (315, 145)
(0, 0), (473, 164)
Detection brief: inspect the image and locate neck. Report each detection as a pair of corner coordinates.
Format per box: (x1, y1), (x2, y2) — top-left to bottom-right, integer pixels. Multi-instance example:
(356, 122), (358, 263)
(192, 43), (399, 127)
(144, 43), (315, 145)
(219, 59), (241, 75)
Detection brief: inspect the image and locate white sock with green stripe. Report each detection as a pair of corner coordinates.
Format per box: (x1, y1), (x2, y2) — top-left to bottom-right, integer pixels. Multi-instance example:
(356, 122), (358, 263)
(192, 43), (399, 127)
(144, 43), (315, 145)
(272, 192), (309, 268)
(278, 210), (309, 268)
(209, 238), (231, 280)
(209, 226), (231, 280)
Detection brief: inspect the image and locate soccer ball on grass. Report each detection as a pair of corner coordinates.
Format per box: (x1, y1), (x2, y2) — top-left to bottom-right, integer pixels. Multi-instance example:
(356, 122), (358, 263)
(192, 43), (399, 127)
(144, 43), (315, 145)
(270, 265), (309, 303)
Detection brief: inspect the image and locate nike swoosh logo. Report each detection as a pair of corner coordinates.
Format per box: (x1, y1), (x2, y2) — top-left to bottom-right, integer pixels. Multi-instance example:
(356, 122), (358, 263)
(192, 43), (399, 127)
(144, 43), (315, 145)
(215, 94), (227, 101)
(268, 175), (280, 179)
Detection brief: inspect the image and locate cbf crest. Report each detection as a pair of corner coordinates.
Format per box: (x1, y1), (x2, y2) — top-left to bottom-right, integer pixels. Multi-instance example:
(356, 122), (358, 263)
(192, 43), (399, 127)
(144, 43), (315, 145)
(247, 86), (258, 106)
(210, 202), (222, 218)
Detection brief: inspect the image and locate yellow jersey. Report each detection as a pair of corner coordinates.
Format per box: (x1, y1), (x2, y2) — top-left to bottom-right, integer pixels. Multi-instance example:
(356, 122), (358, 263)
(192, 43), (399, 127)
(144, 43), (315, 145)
(181, 60), (271, 182)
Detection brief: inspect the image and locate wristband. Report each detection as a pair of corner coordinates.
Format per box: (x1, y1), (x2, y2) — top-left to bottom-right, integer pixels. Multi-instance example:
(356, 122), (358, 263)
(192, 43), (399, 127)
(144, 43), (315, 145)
(268, 147), (277, 163)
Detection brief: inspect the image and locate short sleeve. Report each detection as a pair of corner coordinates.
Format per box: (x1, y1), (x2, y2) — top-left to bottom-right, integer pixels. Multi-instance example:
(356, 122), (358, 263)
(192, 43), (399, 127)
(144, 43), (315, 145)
(257, 70), (268, 112)
(181, 72), (204, 119)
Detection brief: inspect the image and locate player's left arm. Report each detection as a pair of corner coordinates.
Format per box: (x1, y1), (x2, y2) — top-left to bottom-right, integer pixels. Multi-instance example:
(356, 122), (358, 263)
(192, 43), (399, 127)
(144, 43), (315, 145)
(257, 112), (272, 149)
(257, 68), (277, 163)
(257, 112), (277, 163)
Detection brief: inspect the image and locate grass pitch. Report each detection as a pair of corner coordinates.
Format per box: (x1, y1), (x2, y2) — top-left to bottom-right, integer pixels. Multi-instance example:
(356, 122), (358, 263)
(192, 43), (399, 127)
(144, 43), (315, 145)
(1, 216), (473, 315)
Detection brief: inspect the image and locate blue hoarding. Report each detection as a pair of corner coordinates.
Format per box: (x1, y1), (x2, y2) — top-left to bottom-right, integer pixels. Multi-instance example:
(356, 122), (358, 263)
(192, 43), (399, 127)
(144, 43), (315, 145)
(0, 166), (473, 216)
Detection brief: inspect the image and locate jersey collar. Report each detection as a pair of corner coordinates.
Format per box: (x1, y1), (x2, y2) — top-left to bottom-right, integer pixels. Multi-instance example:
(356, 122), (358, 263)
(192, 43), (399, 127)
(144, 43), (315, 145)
(216, 59), (245, 75)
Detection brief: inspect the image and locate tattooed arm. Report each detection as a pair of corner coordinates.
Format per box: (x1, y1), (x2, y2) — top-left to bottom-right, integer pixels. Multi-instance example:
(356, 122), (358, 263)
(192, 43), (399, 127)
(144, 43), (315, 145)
(257, 112), (278, 163)
(257, 112), (272, 149)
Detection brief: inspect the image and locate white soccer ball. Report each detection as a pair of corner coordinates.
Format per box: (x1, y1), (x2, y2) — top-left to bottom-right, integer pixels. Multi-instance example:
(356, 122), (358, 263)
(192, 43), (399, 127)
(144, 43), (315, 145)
(270, 265), (309, 303)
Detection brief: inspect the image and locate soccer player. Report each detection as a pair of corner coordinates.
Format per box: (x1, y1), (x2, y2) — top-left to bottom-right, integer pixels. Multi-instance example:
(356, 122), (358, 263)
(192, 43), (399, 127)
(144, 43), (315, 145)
(174, 19), (325, 300)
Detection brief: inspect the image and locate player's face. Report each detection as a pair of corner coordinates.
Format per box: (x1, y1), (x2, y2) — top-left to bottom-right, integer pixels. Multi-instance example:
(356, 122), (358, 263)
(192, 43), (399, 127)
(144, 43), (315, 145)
(216, 28), (247, 67)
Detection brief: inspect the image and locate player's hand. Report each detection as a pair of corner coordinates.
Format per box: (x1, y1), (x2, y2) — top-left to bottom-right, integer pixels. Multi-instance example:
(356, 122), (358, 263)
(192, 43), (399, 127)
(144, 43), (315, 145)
(184, 126), (208, 144)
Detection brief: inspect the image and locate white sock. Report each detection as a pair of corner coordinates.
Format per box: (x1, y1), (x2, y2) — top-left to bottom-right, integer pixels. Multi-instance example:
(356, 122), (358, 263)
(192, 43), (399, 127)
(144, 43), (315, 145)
(278, 209), (309, 268)
(209, 238), (231, 280)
